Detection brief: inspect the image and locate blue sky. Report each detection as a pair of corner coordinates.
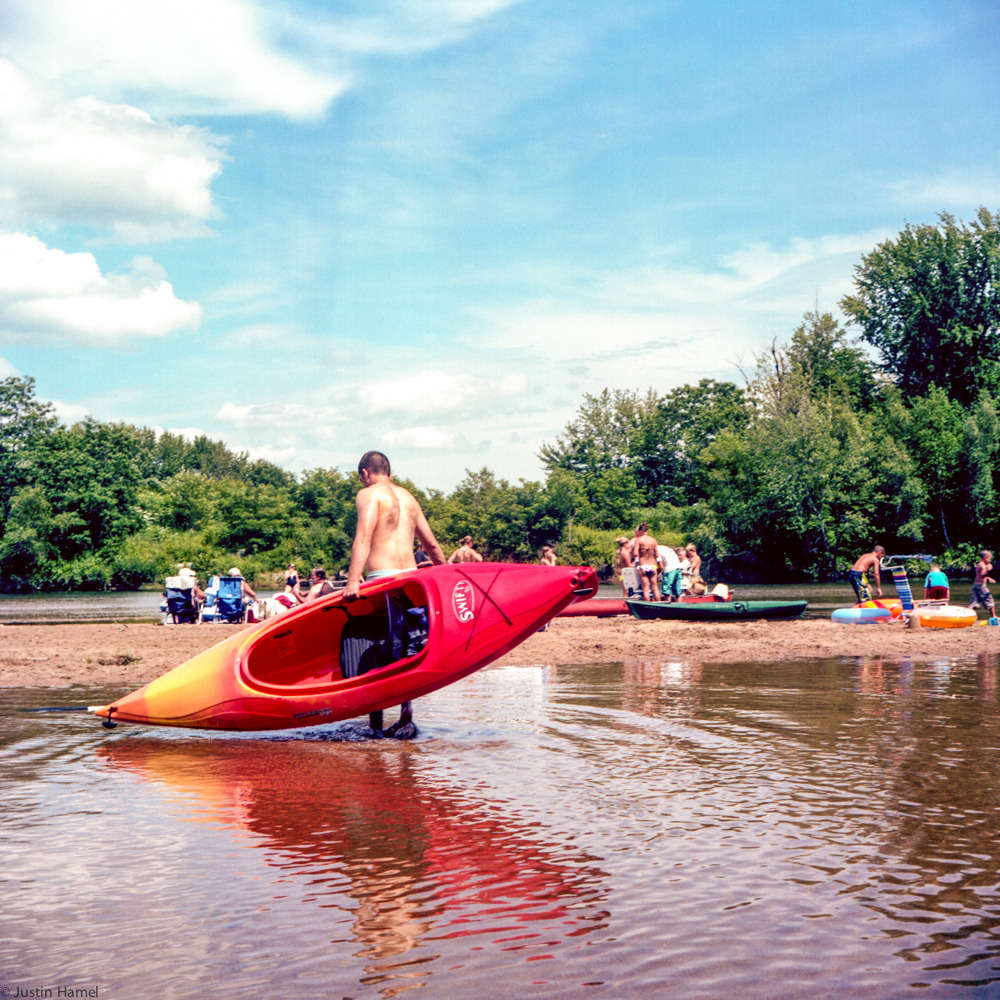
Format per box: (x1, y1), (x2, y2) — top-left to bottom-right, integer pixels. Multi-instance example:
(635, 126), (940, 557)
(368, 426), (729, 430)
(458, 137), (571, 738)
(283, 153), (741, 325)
(1, 0), (997, 490)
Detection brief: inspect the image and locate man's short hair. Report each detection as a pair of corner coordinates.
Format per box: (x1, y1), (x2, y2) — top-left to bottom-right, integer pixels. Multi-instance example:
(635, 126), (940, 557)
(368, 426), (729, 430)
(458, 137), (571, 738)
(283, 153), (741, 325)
(637, 522), (648, 534)
(311, 566), (327, 580)
(875, 545), (885, 554)
(359, 451), (391, 477)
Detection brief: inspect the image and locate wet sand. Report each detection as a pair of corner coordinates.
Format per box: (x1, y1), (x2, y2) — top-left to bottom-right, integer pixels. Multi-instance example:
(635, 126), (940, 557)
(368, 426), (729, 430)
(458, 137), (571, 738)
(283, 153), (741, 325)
(2, 614), (999, 689)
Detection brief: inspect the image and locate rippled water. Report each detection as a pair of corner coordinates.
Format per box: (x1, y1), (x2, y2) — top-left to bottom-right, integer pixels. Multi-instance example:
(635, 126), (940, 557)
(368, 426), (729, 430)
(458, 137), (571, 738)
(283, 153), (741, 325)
(3, 655), (1000, 998)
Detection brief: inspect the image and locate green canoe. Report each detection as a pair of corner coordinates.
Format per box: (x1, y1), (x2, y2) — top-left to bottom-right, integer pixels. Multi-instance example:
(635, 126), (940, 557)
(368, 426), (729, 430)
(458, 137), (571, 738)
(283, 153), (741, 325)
(626, 599), (807, 621)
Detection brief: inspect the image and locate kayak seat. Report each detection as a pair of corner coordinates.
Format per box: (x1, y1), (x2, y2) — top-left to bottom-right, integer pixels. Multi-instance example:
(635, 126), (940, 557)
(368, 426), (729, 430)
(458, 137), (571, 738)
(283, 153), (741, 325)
(339, 594), (429, 679)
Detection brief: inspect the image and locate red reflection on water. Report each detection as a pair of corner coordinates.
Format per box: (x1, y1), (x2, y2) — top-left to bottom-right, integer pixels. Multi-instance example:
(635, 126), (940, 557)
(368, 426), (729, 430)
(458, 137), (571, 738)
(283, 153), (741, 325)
(98, 738), (609, 987)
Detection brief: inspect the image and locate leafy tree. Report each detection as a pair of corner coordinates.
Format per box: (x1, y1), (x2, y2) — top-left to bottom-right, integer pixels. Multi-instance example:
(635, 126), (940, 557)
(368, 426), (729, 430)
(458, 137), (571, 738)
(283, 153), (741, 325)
(0, 376), (58, 514)
(630, 379), (752, 505)
(841, 208), (1000, 405)
(539, 388), (659, 475)
(0, 487), (58, 589)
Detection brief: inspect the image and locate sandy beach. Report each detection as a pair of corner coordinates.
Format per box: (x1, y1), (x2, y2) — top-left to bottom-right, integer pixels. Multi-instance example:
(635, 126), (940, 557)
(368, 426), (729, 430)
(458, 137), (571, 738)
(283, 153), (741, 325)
(2, 614), (999, 689)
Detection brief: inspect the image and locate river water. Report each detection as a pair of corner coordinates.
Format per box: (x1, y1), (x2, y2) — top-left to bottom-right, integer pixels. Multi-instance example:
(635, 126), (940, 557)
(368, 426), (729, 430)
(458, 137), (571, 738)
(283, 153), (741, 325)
(3, 653), (1000, 998)
(0, 579), (981, 624)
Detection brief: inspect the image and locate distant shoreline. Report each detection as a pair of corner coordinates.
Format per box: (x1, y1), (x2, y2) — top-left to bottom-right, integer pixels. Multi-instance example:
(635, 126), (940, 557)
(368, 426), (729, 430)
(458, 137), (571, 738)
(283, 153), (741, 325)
(2, 617), (998, 691)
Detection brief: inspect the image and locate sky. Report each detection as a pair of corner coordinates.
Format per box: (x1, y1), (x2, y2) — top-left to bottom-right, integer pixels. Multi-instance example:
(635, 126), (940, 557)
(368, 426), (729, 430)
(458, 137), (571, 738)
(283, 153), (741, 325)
(0, 0), (998, 491)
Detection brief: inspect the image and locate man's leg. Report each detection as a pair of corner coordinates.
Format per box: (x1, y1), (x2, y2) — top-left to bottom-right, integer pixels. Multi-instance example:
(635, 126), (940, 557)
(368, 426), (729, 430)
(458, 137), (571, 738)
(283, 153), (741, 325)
(384, 701), (418, 739)
(369, 709), (383, 731)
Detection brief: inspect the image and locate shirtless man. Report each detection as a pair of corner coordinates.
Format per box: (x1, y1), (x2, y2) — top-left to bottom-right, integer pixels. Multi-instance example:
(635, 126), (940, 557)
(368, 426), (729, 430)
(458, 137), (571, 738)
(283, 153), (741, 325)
(849, 545), (885, 602)
(448, 536), (483, 563)
(616, 536), (633, 597)
(970, 550), (996, 615)
(633, 522), (661, 602)
(345, 451), (446, 737)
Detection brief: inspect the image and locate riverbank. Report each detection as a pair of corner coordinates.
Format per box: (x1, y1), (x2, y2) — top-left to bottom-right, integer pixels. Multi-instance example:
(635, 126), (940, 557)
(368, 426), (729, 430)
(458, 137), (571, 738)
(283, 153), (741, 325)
(2, 615), (999, 689)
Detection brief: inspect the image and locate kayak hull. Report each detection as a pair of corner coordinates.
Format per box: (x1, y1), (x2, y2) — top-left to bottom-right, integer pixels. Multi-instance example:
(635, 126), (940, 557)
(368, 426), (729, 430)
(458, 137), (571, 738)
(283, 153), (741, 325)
(92, 563), (598, 731)
(627, 599), (807, 621)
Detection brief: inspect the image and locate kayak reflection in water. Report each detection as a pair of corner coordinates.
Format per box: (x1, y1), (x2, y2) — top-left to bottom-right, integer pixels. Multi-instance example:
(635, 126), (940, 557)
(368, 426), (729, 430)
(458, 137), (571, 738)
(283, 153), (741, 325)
(345, 450), (448, 738)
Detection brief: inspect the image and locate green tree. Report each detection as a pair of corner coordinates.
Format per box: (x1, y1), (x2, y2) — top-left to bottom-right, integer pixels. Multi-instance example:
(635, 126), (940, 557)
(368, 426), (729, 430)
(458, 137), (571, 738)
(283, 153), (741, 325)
(630, 379), (752, 505)
(0, 376), (58, 514)
(841, 208), (1000, 405)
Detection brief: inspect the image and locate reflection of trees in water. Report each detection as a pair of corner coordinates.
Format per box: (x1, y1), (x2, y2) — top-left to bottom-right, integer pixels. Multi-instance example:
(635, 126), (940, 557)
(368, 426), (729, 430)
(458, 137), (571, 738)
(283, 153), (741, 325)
(850, 653), (1000, 983)
(98, 739), (610, 993)
(620, 659), (703, 720)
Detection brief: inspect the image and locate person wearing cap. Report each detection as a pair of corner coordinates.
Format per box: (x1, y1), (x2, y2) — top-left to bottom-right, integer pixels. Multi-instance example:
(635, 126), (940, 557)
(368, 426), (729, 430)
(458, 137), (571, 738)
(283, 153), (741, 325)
(227, 567), (257, 603)
(177, 567), (206, 603)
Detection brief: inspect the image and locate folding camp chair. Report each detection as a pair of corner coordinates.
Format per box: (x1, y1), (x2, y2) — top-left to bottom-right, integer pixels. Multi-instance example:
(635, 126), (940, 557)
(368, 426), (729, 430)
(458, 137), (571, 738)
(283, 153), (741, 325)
(164, 576), (199, 624)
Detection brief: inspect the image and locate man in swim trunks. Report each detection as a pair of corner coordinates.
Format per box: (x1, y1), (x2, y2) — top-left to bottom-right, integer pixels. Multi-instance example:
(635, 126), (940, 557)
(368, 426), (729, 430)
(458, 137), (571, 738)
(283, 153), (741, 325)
(633, 522), (661, 602)
(848, 545), (885, 602)
(970, 550), (996, 614)
(346, 451), (446, 736)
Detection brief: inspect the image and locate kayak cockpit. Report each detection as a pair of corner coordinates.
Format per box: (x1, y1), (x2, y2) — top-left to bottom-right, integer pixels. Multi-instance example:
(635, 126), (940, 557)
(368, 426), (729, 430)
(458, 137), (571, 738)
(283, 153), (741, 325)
(241, 577), (430, 693)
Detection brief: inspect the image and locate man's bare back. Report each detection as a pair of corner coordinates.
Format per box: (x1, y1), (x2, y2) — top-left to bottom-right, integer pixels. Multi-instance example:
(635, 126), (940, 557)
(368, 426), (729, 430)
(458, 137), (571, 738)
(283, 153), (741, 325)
(448, 537), (482, 564)
(345, 455), (444, 599)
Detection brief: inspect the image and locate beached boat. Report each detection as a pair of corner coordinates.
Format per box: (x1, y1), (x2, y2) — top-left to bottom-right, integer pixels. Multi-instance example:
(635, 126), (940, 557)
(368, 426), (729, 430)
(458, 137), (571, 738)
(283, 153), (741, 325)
(558, 597), (629, 617)
(627, 599), (807, 621)
(91, 563), (598, 731)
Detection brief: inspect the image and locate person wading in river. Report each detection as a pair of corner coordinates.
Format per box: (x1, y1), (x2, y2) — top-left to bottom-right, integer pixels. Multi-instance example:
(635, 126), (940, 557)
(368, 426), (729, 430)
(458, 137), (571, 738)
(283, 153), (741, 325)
(345, 450), (446, 737)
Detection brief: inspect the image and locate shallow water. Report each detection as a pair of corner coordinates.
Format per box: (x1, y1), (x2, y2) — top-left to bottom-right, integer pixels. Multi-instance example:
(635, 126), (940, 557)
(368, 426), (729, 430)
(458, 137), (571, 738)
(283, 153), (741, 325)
(4, 655), (1000, 997)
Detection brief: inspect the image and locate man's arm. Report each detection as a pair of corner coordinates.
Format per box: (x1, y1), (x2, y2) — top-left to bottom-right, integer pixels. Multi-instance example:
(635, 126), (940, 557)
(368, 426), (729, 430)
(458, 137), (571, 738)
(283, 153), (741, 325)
(416, 512), (447, 565)
(872, 554), (882, 594)
(345, 489), (380, 598)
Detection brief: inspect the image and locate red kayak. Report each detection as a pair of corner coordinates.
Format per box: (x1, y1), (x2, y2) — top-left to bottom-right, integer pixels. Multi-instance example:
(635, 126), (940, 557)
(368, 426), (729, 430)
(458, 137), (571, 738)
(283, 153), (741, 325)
(558, 597), (629, 617)
(91, 563), (597, 731)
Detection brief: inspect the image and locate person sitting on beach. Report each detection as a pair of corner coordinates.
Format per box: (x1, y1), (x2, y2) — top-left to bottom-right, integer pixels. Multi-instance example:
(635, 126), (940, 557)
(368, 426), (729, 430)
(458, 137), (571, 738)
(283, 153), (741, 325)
(176, 567), (206, 604)
(849, 545), (885, 602)
(923, 562), (950, 602)
(414, 545), (433, 569)
(970, 551), (996, 615)
(633, 523), (661, 602)
(227, 567), (257, 604)
(448, 536), (483, 563)
(302, 566), (336, 602)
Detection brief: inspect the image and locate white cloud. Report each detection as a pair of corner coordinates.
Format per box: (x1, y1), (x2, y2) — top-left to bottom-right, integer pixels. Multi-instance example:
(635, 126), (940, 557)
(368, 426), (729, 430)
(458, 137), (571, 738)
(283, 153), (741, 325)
(381, 425), (459, 450)
(0, 233), (202, 344)
(0, 60), (225, 239)
(2, 0), (348, 120)
(49, 398), (89, 425)
(891, 165), (1000, 212)
(358, 369), (529, 419)
(245, 443), (298, 466)
(0, 357), (22, 379)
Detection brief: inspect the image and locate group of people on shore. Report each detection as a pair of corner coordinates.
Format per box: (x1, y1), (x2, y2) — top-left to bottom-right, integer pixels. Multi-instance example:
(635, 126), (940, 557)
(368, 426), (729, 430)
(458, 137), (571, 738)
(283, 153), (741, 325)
(849, 545), (996, 613)
(616, 524), (702, 602)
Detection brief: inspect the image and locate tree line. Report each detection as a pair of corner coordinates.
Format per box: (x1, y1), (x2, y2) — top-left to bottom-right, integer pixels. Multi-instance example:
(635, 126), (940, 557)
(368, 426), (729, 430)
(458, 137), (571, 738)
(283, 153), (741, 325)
(1, 208), (997, 591)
